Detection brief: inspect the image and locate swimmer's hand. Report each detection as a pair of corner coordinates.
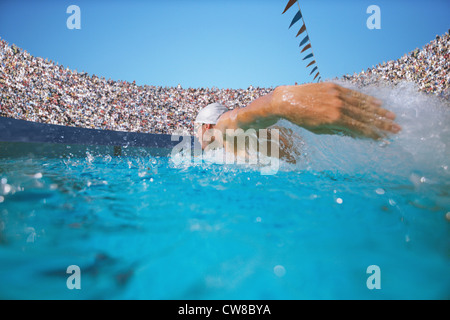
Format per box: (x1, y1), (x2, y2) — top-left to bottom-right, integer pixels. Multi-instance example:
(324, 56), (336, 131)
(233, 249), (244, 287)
(271, 83), (401, 140)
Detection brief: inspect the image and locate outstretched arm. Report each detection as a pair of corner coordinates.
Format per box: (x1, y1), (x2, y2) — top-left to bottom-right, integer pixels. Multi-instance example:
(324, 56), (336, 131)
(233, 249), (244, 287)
(215, 82), (401, 140)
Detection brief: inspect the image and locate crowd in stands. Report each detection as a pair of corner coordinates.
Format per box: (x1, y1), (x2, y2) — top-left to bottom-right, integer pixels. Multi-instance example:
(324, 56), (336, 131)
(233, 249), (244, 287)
(0, 38), (272, 134)
(342, 31), (449, 99)
(0, 31), (448, 135)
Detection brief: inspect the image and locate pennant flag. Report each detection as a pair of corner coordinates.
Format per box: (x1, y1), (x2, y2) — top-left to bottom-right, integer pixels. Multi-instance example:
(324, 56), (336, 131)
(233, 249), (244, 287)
(282, 0), (297, 14)
(301, 43), (311, 53)
(306, 60), (316, 68)
(296, 24), (306, 37)
(289, 11), (302, 28)
(282, 0), (322, 82)
(299, 35), (309, 47)
(303, 53), (313, 60)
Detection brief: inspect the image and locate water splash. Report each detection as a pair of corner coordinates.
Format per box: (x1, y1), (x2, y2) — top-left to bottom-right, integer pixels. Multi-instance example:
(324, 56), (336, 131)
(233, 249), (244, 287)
(284, 80), (450, 183)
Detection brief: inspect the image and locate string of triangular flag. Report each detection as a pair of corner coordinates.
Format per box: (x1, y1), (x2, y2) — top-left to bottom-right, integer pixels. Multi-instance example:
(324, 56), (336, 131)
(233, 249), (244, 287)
(282, 0), (322, 82)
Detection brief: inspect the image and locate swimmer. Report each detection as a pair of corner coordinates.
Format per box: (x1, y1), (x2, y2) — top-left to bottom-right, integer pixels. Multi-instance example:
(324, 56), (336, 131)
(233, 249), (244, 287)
(194, 82), (401, 161)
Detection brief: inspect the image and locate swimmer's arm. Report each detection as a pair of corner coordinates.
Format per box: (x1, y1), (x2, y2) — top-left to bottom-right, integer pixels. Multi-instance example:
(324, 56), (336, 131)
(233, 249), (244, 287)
(214, 92), (280, 132)
(215, 82), (401, 140)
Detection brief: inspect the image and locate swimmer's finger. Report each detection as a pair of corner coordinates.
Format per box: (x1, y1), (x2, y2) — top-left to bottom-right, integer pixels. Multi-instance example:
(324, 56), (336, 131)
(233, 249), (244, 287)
(339, 92), (376, 111)
(368, 116), (401, 134)
(339, 114), (384, 140)
(363, 102), (397, 121)
(343, 96), (397, 121)
(338, 88), (396, 120)
(337, 87), (376, 105)
(342, 105), (401, 134)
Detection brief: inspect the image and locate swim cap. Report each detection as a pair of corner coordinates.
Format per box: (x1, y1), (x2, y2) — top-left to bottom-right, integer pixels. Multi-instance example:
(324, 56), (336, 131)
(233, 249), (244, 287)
(194, 103), (229, 124)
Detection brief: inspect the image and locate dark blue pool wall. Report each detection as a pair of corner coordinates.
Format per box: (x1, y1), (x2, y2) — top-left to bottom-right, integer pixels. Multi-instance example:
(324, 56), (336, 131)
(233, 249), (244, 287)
(0, 116), (194, 158)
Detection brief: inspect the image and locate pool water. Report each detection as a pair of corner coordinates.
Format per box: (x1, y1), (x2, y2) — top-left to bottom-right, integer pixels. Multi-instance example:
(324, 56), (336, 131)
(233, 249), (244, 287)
(0, 82), (449, 299)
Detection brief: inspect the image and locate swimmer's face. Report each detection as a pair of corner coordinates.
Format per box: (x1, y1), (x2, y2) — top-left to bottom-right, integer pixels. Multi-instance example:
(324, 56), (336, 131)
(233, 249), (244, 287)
(195, 123), (215, 150)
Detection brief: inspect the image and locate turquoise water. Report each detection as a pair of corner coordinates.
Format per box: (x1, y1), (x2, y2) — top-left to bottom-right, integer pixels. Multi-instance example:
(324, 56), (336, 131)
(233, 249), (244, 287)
(0, 82), (449, 299)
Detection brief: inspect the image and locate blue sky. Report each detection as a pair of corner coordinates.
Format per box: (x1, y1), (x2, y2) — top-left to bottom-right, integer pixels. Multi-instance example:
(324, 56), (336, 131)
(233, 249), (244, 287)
(0, 0), (448, 89)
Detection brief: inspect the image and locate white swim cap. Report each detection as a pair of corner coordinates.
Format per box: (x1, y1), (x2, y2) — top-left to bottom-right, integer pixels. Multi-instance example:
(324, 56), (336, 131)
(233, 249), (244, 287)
(194, 103), (229, 124)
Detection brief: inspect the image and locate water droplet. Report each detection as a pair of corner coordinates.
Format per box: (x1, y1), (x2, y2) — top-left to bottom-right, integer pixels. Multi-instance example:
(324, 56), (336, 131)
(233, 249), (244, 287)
(25, 227), (36, 243)
(378, 140), (390, 148)
(3, 184), (11, 195)
(138, 171), (146, 178)
(86, 152), (95, 164)
(274, 265), (286, 277)
(33, 172), (43, 179)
